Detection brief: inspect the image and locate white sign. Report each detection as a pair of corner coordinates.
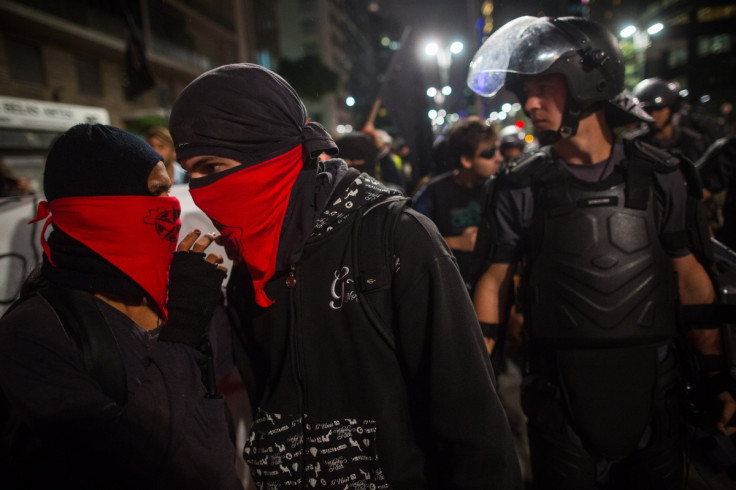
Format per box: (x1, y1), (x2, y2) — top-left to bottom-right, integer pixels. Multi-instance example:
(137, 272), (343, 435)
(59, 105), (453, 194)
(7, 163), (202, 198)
(0, 185), (230, 315)
(0, 95), (110, 131)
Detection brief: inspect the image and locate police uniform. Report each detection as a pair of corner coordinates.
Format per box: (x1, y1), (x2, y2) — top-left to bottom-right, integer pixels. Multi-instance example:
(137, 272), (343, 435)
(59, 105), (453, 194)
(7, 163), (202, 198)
(487, 139), (691, 488)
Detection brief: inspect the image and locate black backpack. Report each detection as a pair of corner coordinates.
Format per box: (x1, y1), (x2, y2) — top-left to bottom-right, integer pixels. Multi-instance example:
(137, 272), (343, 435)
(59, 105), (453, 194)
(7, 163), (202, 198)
(351, 196), (411, 350)
(0, 284), (127, 478)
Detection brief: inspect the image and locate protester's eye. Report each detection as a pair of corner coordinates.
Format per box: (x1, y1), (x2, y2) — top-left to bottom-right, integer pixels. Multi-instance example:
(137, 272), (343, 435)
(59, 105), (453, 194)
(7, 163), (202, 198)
(202, 163), (224, 174)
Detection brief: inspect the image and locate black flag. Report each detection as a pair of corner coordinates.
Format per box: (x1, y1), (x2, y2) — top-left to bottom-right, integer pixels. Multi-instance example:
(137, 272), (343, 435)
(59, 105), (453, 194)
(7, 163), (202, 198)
(379, 28), (435, 181)
(122, 6), (155, 99)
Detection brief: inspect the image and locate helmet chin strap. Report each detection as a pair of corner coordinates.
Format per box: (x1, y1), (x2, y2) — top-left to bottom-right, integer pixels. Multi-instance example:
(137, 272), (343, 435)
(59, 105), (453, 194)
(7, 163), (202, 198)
(515, 83), (604, 146)
(539, 98), (604, 146)
(534, 97), (581, 146)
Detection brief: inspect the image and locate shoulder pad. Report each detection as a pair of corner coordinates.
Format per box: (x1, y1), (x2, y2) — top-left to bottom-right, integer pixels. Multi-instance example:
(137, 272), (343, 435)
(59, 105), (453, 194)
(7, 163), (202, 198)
(503, 150), (550, 187)
(625, 138), (680, 173)
(620, 126), (649, 141)
(679, 126), (704, 141)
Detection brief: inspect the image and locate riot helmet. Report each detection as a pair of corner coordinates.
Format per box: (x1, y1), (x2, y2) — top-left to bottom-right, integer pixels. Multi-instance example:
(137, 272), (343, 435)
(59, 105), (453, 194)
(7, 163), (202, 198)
(468, 16), (626, 143)
(497, 124), (527, 163)
(499, 125), (526, 150)
(632, 77), (682, 111)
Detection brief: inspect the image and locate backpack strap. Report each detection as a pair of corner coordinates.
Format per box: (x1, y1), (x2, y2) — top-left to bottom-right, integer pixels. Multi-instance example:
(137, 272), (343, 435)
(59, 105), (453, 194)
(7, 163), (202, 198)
(37, 285), (128, 406)
(352, 196), (410, 351)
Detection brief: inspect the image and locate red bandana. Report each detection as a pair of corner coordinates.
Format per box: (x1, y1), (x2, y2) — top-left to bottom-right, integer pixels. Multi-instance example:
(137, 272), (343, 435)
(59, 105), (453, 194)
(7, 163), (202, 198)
(31, 196), (181, 320)
(189, 145), (303, 308)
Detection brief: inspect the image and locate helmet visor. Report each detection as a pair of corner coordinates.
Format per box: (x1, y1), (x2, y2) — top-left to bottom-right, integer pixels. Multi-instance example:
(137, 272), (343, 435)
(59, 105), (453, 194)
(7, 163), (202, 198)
(467, 16), (572, 97)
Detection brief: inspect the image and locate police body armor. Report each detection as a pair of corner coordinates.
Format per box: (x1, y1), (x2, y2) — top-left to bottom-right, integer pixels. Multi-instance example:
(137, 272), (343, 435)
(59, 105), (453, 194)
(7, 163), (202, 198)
(514, 145), (685, 460)
(525, 158), (678, 347)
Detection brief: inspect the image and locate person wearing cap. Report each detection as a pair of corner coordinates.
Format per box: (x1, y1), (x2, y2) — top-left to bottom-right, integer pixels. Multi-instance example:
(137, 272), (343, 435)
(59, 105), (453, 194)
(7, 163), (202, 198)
(169, 63), (521, 489)
(334, 126), (407, 195)
(467, 16), (735, 489)
(0, 124), (243, 489)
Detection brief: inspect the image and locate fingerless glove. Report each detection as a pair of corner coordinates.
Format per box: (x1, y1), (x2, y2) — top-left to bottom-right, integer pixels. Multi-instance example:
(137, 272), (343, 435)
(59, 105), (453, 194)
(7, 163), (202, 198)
(158, 252), (227, 348)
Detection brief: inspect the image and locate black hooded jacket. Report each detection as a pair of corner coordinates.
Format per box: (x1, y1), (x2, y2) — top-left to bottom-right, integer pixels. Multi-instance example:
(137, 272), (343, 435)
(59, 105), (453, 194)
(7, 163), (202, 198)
(229, 166), (521, 489)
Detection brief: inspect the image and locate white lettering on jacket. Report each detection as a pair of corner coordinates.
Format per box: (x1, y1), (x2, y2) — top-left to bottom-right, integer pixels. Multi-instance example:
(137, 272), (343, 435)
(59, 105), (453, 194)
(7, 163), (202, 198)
(329, 266), (357, 309)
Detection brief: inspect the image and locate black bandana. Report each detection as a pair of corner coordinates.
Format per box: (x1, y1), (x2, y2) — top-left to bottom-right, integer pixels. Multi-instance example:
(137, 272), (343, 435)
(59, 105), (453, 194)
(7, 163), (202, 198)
(169, 63), (338, 167)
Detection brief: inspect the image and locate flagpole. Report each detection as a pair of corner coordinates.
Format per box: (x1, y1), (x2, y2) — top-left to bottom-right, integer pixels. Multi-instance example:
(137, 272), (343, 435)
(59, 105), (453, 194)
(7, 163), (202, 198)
(366, 97), (382, 126)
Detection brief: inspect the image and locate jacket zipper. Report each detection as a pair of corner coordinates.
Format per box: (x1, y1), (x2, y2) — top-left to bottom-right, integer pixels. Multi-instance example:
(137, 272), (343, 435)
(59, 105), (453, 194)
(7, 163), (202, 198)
(286, 264), (308, 486)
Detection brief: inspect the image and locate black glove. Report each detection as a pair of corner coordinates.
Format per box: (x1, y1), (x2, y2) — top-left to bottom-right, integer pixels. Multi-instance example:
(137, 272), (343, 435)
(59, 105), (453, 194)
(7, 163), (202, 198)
(158, 251), (227, 349)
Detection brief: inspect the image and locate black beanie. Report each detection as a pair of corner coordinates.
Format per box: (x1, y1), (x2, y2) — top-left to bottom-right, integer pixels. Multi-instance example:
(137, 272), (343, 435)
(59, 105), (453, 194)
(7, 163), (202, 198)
(44, 123), (163, 201)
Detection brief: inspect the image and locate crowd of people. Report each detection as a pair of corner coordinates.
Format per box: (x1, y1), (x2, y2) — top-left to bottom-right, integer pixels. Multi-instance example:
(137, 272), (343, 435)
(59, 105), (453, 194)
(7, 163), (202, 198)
(1, 13), (735, 490)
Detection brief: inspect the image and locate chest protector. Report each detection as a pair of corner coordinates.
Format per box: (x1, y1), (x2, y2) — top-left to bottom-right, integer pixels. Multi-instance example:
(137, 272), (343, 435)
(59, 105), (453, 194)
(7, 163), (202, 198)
(524, 157), (678, 348)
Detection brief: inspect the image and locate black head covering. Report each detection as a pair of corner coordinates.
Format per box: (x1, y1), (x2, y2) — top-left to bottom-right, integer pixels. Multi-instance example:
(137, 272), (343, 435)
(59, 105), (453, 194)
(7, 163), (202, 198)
(169, 64), (342, 272)
(44, 124), (162, 201)
(169, 63), (338, 166)
(335, 133), (379, 177)
(41, 123), (164, 299)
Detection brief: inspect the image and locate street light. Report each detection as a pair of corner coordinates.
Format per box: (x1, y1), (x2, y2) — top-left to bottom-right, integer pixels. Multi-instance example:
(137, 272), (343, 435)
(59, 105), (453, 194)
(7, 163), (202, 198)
(619, 22), (664, 80)
(620, 25), (637, 38)
(450, 41), (463, 55)
(424, 39), (464, 130)
(647, 23), (663, 35)
(423, 40), (464, 92)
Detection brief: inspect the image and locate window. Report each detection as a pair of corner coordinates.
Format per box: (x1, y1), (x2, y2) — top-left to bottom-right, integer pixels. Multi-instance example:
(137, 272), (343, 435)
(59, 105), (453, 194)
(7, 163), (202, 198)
(75, 56), (103, 96)
(300, 18), (317, 35)
(5, 38), (45, 85)
(668, 48), (688, 68)
(698, 34), (732, 56)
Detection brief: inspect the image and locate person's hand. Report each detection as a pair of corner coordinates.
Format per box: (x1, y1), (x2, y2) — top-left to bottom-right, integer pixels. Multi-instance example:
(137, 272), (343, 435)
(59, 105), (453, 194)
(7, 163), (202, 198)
(457, 226), (478, 252)
(484, 337), (495, 355)
(178, 229), (227, 271)
(360, 122), (382, 149)
(716, 390), (736, 436)
(158, 229), (228, 348)
(507, 306), (525, 344)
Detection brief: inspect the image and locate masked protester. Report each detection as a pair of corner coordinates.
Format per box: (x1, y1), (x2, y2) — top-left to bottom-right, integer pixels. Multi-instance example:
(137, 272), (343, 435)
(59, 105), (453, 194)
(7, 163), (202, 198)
(169, 63), (521, 489)
(0, 124), (243, 490)
(468, 16), (736, 489)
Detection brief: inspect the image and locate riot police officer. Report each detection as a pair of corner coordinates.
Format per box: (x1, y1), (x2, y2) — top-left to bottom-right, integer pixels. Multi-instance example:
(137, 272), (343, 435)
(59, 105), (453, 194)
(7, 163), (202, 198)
(631, 77), (714, 164)
(498, 124), (527, 165)
(468, 16), (736, 489)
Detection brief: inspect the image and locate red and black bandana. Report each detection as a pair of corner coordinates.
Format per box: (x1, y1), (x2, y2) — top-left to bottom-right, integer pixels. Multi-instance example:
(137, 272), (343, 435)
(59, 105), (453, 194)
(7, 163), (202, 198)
(189, 145), (302, 308)
(32, 195), (181, 320)
(170, 63), (341, 307)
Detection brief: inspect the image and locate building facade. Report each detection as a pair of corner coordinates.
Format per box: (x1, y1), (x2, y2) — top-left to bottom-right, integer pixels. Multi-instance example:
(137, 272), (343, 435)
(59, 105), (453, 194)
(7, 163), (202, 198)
(0, 0), (278, 192)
